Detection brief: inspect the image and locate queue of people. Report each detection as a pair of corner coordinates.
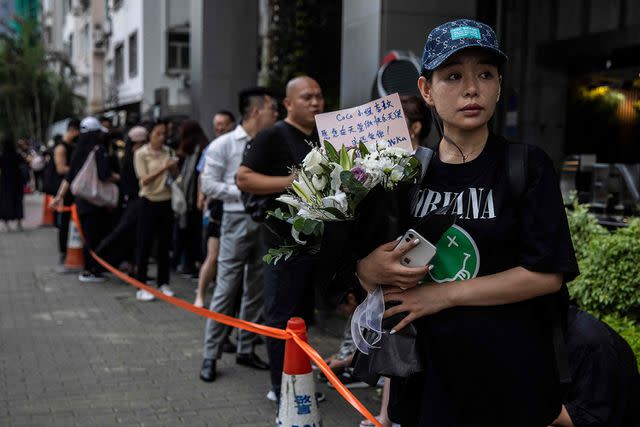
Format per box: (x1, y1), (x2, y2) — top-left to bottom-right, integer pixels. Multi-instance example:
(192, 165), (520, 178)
(46, 114), (231, 297)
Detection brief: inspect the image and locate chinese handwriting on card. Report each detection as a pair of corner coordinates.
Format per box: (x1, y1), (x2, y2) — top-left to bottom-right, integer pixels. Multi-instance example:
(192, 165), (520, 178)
(315, 93), (412, 152)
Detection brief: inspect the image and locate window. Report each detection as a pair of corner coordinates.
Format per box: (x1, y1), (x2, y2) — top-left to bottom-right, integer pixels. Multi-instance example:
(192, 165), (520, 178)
(128, 31), (137, 78)
(67, 33), (74, 59)
(114, 42), (124, 84)
(167, 31), (189, 71)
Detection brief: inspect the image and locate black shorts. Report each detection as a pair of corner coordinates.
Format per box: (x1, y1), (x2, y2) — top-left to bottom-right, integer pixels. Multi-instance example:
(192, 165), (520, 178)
(206, 219), (221, 239)
(206, 199), (223, 239)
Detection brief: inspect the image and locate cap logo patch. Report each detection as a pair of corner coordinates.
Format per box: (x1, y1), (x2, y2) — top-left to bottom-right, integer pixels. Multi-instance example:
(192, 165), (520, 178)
(450, 26), (481, 40)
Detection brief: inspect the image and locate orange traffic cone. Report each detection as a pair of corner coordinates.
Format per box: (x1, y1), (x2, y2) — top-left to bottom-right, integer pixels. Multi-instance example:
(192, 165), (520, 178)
(41, 194), (55, 226)
(277, 318), (322, 427)
(64, 219), (84, 271)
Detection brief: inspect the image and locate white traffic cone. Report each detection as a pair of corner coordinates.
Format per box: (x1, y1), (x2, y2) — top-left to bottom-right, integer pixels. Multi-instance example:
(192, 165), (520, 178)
(64, 219), (84, 271)
(277, 317), (322, 427)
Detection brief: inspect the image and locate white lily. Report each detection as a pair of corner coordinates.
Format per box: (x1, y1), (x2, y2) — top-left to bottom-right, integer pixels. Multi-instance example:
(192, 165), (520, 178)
(276, 194), (305, 210)
(390, 165), (405, 182)
(312, 174), (328, 191)
(302, 149), (326, 175)
(290, 227), (307, 245)
(322, 191), (349, 213)
(329, 164), (343, 192)
(291, 176), (314, 203)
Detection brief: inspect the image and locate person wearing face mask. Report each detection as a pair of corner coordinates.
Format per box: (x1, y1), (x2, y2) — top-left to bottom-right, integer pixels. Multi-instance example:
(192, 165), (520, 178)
(354, 20), (579, 426)
(236, 76), (325, 403)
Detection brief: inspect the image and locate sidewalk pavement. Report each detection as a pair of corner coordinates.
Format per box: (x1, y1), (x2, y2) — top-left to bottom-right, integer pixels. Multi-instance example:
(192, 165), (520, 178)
(0, 195), (379, 426)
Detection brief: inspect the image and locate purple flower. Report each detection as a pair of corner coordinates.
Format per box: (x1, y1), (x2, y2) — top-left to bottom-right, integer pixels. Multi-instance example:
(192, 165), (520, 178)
(351, 166), (367, 183)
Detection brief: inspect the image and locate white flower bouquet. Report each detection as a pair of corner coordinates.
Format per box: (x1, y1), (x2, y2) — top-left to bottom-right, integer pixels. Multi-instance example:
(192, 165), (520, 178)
(264, 140), (420, 264)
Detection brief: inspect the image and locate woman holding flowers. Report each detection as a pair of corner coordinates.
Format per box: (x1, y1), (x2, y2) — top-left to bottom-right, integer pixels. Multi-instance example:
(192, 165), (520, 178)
(354, 20), (579, 426)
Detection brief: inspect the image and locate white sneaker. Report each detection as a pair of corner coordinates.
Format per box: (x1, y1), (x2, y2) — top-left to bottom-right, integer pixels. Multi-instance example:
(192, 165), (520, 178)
(159, 284), (174, 297)
(266, 390), (277, 402)
(136, 289), (155, 301)
(78, 272), (107, 283)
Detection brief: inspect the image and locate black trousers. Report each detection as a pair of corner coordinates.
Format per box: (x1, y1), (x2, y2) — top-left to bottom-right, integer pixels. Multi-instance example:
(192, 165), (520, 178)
(96, 198), (140, 267)
(136, 198), (172, 286)
(262, 226), (316, 392)
(56, 210), (70, 254)
(172, 208), (203, 271)
(78, 209), (109, 274)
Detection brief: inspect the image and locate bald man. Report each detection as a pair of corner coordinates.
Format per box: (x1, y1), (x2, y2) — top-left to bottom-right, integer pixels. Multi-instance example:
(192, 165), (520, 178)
(237, 76), (324, 403)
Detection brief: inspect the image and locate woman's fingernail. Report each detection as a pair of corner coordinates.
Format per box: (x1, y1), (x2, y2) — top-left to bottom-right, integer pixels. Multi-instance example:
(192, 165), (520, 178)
(413, 238), (420, 245)
(390, 329), (397, 335)
(396, 235), (402, 241)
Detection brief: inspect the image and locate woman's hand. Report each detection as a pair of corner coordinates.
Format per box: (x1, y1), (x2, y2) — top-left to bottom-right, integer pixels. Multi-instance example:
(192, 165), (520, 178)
(49, 196), (62, 209)
(165, 158), (179, 172)
(383, 283), (454, 333)
(356, 238), (431, 293)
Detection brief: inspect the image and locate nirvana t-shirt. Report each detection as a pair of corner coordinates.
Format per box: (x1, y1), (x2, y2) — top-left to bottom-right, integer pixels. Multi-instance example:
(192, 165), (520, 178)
(394, 133), (579, 427)
(241, 121), (317, 242)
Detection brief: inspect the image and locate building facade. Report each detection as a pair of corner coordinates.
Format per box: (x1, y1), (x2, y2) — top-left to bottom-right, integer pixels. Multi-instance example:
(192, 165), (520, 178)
(41, 0), (191, 124)
(104, 0), (191, 126)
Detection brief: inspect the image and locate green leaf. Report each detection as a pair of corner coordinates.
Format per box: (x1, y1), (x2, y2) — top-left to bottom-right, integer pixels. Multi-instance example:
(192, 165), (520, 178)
(358, 141), (370, 156)
(339, 145), (352, 170)
(302, 218), (319, 235)
(323, 140), (340, 163)
(340, 171), (369, 205)
(292, 216), (306, 231)
(323, 206), (347, 220)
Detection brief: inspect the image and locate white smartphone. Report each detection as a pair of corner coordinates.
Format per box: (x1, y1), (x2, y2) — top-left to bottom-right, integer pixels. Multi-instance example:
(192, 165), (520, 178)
(396, 229), (437, 267)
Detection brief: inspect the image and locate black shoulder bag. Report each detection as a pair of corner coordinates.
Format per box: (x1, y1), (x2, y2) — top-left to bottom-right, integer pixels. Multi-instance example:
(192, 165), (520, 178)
(351, 146), (436, 385)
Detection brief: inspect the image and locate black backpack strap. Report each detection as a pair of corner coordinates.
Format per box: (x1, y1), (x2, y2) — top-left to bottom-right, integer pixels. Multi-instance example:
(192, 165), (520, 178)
(506, 141), (571, 388)
(408, 146), (435, 213)
(506, 142), (527, 199)
(414, 146), (434, 182)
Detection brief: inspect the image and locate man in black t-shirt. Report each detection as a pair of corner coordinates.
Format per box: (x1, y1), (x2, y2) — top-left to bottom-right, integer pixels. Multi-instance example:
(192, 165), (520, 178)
(237, 76), (324, 401)
(49, 119), (79, 264)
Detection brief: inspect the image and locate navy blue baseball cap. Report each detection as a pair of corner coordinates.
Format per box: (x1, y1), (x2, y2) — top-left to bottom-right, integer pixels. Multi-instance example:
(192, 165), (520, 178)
(421, 19), (508, 72)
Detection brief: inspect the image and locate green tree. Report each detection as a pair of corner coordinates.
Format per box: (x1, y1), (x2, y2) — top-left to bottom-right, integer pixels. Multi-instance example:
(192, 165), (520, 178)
(261, 0), (342, 109)
(0, 18), (80, 142)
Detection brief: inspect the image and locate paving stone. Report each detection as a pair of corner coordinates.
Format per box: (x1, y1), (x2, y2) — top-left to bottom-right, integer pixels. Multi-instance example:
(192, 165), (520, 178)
(0, 196), (373, 426)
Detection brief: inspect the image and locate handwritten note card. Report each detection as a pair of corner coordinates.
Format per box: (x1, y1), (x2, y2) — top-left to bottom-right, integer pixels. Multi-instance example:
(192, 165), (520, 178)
(315, 93), (412, 152)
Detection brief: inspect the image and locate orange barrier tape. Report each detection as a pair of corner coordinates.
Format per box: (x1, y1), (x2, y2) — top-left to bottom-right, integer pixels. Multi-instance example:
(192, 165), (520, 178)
(52, 205), (73, 213)
(69, 205), (381, 427)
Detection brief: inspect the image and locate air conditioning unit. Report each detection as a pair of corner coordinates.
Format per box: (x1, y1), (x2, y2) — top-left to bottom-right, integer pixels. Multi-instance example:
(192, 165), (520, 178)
(103, 20), (113, 36)
(94, 41), (107, 55)
(93, 24), (105, 43)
